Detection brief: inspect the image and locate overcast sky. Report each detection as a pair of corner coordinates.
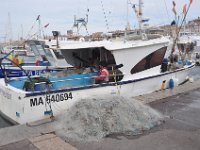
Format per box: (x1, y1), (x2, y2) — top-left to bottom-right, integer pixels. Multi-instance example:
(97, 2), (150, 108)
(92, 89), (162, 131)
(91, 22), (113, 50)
(0, 0), (199, 41)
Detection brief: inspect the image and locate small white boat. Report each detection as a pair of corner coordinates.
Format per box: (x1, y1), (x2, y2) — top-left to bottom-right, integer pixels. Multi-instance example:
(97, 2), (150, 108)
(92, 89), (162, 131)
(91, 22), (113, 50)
(1, 45), (35, 57)
(0, 40), (72, 78)
(179, 31), (200, 51)
(0, 34), (195, 124)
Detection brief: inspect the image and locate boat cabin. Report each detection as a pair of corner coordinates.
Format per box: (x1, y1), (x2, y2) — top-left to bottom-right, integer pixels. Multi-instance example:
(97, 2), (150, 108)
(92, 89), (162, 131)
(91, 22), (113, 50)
(57, 38), (168, 81)
(25, 40), (71, 68)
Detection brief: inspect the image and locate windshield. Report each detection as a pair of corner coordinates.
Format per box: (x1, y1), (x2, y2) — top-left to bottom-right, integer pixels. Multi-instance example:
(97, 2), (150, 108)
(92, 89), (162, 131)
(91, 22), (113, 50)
(36, 45), (45, 55)
(44, 48), (54, 58)
(53, 50), (64, 59)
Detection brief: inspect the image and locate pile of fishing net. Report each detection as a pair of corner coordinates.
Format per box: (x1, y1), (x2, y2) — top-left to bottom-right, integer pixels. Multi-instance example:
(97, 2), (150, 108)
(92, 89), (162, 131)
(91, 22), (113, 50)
(55, 95), (163, 142)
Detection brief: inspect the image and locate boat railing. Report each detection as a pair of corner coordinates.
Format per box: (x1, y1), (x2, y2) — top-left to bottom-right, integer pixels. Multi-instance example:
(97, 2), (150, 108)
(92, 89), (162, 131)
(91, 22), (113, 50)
(31, 73), (124, 91)
(125, 34), (162, 41)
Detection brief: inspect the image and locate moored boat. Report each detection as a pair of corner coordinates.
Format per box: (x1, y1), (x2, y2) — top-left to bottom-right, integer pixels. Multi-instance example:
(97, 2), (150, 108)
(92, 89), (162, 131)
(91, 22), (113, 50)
(0, 34), (195, 124)
(0, 40), (72, 78)
(0, 0), (195, 125)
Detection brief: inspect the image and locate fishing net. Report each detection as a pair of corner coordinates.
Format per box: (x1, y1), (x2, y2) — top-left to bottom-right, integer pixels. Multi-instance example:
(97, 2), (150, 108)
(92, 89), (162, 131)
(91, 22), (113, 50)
(55, 95), (163, 142)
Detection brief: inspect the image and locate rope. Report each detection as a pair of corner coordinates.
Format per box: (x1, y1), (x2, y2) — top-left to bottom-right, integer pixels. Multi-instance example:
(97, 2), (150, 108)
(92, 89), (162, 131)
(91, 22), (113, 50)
(112, 66), (120, 95)
(171, 2), (193, 55)
(44, 83), (55, 120)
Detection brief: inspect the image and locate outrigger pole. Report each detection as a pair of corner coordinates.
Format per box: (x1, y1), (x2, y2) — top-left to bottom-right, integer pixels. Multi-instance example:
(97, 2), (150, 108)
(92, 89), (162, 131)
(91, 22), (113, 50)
(171, 0), (193, 55)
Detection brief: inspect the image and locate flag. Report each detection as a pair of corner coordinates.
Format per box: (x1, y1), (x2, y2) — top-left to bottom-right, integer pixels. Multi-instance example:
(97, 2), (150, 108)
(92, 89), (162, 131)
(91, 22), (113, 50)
(172, 1), (177, 15)
(44, 23), (49, 28)
(183, 4), (187, 15)
(36, 15), (40, 21)
(190, 0), (193, 4)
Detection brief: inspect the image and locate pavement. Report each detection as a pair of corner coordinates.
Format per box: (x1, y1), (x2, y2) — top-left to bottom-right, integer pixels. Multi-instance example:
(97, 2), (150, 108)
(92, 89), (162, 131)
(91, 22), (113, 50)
(0, 133), (77, 150)
(71, 88), (200, 150)
(0, 67), (200, 150)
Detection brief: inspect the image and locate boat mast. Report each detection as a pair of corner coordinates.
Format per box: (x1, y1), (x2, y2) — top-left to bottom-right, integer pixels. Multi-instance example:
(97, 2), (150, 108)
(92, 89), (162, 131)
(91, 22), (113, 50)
(21, 24), (23, 40)
(37, 15), (42, 39)
(125, 0), (129, 39)
(171, 1), (193, 55)
(138, 0), (143, 34)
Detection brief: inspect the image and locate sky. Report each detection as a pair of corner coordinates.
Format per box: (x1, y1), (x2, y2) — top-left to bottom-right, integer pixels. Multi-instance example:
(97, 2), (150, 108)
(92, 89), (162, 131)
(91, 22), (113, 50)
(0, 0), (199, 41)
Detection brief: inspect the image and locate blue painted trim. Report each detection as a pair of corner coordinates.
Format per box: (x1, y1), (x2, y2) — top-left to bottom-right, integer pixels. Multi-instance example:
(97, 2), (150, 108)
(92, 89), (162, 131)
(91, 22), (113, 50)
(25, 64), (195, 97)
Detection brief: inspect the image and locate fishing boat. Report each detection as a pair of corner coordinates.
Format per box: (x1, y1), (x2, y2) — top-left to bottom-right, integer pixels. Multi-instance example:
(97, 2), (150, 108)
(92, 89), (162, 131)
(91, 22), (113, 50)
(179, 31), (200, 51)
(177, 31), (200, 64)
(0, 40), (71, 78)
(0, 33), (195, 124)
(0, 0), (195, 124)
(1, 45), (35, 57)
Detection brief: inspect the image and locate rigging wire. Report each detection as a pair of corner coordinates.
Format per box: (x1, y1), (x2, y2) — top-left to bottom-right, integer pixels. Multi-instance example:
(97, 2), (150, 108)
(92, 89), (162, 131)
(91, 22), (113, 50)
(100, 0), (110, 32)
(163, 0), (171, 23)
(163, 0), (174, 37)
(26, 21), (37, 39)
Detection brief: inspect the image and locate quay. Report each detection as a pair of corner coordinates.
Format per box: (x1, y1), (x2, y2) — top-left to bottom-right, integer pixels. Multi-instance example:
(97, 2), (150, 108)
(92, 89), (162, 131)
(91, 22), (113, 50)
(0, 73), (200, 149)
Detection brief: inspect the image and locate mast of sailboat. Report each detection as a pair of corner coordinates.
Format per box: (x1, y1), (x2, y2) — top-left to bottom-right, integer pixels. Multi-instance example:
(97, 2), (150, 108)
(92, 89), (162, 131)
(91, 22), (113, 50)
(5, 12), (13, 44)
(21, 24), (23, 40)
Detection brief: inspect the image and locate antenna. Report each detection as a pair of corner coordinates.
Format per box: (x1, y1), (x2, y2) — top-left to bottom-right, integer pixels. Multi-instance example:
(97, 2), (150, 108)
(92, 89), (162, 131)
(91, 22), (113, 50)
(37, 15), (42, 39)
(131, 0), (147, 34)
(126, 0), (129, 29)
(72, 10), (89, 35)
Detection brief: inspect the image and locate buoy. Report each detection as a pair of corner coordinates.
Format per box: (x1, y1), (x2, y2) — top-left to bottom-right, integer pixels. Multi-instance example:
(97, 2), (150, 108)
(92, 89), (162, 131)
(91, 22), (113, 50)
(35, 60), (40, 66)
(169, 79), (174, 89)
(161, 80), (166, 90)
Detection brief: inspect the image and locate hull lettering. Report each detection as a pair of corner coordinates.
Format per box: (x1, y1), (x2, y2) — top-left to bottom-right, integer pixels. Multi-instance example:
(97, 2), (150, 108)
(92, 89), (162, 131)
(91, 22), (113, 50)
(30, 92), (73, 107)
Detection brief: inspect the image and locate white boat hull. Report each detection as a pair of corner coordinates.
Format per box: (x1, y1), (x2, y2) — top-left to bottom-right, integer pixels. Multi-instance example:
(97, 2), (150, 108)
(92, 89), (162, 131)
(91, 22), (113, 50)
(0, 65), (194, 124)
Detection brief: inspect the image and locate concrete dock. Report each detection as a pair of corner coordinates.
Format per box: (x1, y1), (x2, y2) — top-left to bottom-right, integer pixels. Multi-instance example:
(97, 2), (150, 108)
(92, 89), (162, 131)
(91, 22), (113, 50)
(0, 70), (200, 149)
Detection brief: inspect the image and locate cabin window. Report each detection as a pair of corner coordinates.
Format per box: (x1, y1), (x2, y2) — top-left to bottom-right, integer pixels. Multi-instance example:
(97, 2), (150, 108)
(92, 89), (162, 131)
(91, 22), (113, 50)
(69, 47), (116, 68)
(14, 51), (26, 56)
(43, 48), (53, 59)
(131, 47), (167, 74)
